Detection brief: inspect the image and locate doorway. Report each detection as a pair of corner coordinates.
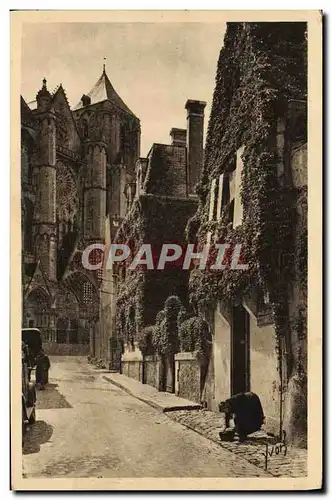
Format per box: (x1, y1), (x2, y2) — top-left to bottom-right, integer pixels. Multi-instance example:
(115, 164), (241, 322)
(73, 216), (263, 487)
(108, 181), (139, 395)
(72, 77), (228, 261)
(231, 304), (250, 395)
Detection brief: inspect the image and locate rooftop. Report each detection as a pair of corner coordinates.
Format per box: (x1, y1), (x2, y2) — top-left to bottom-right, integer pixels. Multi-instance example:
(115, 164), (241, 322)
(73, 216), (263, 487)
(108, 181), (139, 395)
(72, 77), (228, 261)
(73, 67), (136, 117)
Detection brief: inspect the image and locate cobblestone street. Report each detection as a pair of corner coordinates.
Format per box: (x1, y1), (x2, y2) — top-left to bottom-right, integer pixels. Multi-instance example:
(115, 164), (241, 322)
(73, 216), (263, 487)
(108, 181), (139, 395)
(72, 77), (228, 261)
(23, 357), (270, 478)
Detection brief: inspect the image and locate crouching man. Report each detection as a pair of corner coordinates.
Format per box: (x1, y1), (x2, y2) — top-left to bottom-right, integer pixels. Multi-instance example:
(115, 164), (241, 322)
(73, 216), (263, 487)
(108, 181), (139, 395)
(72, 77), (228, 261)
(219, 391), (265, 442)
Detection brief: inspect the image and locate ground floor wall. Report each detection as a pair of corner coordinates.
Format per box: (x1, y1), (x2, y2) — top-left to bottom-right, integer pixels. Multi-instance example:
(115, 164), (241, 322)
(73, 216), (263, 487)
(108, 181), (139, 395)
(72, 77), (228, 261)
(248, 314), (280, 436)
(143, 355), (161, 390)
(121, 344), (143, 381)
(212, 307), (231, 411)
(200, 301), (281, 437)
(95, 267), (119, 369)
(175, 352), (202, 403)
(43, 342), (90, 356)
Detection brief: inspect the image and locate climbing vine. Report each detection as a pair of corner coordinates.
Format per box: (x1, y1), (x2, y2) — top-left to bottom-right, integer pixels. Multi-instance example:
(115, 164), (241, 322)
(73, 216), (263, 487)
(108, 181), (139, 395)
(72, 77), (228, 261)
(151, 296), (182, 355)
(137, 325), (155, 356)
(178, 315), (211, 356)
(114, 193), (196, 346)
(187, 22), (307, 368)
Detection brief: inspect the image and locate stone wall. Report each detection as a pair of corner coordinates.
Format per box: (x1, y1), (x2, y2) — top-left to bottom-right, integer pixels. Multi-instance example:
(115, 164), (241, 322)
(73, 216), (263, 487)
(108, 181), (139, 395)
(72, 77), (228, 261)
(43, 342), (90, 356)
(122, 361), (143, 381)
(145, 144), (187, 198)
(143, 355), (160, 389)
(175, 352), (201, 403)
(212, 306), (231, 410)
(249, 315), (280, 437)
(282, 138), (307, 448)
(121, 346), (143, 382)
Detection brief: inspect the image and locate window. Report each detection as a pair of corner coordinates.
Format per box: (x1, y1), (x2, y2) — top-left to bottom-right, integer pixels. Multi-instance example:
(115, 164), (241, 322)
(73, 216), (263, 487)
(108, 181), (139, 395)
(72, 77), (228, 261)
(81, 328), (90, 345)
(69, 320), (79, 344)
(83, 281), (94, 305)
(233, 146), (245, 227)
(208, 178), (217, 221)
(228, 200), (235, 227)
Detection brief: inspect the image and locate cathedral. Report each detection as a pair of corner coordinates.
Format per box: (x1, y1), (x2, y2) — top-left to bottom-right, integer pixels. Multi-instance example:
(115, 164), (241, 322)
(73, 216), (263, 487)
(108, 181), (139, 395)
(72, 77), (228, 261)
(21, 66), (140, 353)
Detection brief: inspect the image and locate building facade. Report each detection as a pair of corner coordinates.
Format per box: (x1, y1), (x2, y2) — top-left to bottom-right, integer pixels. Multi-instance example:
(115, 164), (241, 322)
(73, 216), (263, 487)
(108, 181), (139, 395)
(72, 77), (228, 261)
(106, 100), (206, 388)
(105, 22), (308, 448)
(187, 22), (307, 446)
(21, 67), (140, 355)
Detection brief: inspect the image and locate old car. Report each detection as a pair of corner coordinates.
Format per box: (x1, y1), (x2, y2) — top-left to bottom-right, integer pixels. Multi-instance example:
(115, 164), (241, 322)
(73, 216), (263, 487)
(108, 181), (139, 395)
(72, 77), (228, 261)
(22, 327), (42, 367)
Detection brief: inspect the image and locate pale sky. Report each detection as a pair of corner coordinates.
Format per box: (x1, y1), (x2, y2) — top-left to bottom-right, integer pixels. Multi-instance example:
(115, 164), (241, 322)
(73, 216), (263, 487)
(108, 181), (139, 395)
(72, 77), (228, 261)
(21, 22), (226, 156)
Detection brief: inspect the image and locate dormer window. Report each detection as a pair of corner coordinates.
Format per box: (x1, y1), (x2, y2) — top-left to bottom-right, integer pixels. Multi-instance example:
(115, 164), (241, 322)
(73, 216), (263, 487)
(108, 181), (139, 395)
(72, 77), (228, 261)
(81, 94), (91, 107)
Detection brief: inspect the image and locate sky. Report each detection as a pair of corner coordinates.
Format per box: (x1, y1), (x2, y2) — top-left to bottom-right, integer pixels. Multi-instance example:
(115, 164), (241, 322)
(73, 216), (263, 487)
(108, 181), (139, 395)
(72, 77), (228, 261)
(21, 22), (226, 156)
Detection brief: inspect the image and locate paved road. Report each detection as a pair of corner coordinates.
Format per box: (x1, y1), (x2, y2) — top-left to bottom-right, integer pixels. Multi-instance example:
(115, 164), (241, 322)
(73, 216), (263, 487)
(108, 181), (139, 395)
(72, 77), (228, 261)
(23, 356), (268, 478)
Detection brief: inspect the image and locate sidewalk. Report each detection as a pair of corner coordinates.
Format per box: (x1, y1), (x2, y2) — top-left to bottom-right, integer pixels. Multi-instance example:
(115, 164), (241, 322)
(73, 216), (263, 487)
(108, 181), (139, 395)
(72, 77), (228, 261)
(102, 371), (307, 478)
(102, 372), (201, 412)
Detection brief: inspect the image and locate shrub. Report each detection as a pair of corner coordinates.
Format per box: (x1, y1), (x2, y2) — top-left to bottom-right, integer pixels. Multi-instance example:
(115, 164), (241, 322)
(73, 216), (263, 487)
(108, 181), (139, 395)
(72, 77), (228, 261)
(179, 315), (211, 355)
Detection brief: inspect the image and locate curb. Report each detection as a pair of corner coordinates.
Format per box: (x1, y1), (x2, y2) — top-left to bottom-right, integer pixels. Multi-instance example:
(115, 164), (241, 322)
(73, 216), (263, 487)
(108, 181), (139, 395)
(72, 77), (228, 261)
(102, 375), (201, 413)
(102, 374), (306, 478)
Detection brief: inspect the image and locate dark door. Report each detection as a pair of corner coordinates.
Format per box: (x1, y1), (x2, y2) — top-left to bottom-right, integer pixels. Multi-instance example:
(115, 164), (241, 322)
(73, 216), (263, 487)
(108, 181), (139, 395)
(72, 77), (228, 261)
(159, 355), (175, 393)
(109, 337), (122, 372)
(231, 304), (250, 395)
(165, 355), (175, 393)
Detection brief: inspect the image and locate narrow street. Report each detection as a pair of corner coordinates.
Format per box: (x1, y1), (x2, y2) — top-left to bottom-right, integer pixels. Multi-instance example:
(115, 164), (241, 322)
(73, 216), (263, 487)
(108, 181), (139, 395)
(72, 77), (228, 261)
(23, 357), (268, 478)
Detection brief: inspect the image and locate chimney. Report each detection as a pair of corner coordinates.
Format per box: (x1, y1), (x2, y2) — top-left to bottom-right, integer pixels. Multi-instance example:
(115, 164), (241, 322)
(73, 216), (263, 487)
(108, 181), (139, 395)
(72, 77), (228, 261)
(170, 128), (186, 147)
(185, 99), (207, 195)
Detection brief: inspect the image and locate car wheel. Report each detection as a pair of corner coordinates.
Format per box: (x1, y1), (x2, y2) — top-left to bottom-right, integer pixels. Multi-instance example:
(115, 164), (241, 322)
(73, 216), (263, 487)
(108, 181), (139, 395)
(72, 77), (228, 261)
(28, 407), (36, 425)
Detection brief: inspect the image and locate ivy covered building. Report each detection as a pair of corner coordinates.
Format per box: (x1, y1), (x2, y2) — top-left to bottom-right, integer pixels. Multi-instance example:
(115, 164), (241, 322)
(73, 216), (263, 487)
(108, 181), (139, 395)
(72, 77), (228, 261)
(186, 22), (307, 445)
(21, 66), (140, 355)
(110, 100), (206, 390)
(101, 23), (307, 447)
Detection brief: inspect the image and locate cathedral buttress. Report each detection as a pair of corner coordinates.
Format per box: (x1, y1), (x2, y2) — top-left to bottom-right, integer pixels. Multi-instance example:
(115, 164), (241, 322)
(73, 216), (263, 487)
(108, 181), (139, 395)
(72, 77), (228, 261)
(33, 79), (57, 282)
(83, 142), (107, 242)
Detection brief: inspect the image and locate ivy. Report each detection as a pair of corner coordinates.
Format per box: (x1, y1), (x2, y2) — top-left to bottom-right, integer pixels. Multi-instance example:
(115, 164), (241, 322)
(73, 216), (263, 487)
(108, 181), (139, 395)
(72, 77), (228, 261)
(151, 296), (182, 355)
(178, 315), (211, 356)
(187, 22), (307, 373)
(137, 325), (155, 356)
(114, 193), (196, 345)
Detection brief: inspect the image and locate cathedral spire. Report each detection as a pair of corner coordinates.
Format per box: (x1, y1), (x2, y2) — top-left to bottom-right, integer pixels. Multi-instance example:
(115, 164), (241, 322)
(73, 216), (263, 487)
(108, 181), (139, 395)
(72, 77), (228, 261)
(36, 76), (52, 111)
(73, 65), (137, 117)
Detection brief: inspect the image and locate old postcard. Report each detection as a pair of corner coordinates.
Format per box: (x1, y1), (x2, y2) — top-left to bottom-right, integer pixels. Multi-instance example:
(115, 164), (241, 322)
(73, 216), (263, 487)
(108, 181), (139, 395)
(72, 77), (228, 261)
(11, 10), (322, 490)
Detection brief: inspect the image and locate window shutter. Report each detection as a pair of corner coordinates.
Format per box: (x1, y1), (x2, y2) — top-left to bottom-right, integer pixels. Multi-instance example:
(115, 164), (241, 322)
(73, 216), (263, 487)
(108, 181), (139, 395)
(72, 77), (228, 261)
(208, 178), (216, 221)
(216, 173), (224, 220)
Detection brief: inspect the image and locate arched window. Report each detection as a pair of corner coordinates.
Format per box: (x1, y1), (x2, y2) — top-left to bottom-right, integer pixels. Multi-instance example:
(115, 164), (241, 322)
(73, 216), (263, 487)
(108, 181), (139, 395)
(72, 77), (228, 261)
(56, 317), (68, 344)
(69, 319), (79, 344)
(82, 120), (89, 139)
(83, 281), (94, 305)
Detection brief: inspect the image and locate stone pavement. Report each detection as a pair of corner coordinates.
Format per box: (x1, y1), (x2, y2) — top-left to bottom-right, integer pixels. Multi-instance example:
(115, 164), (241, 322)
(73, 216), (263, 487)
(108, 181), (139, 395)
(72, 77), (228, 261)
(168, 410), (307, 478)
(102, 371), (307, 478)
(23, 357), (271, 479)
(102, 372), (201, 412)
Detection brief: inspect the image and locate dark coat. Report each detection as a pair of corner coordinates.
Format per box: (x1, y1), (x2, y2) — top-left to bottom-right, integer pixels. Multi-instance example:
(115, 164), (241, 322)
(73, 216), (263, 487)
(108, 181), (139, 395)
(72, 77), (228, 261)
(226, 391), (264, 436)
(35, 352), (50, 385)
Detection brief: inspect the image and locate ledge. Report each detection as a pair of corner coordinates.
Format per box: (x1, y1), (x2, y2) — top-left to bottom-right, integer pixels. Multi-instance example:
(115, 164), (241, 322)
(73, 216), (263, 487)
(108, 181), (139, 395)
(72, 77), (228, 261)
(175, 351), (201, 361)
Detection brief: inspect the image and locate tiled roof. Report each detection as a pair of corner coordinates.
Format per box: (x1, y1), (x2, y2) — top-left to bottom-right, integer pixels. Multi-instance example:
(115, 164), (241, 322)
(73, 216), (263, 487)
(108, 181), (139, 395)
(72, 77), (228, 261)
(73, 68), (136, 117)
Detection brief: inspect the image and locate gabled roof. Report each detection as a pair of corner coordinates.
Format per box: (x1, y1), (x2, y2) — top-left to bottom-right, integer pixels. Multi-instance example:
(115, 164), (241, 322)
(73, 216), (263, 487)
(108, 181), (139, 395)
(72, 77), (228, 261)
(73, 68), (137, 117)
(21, 96), (32, 115)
